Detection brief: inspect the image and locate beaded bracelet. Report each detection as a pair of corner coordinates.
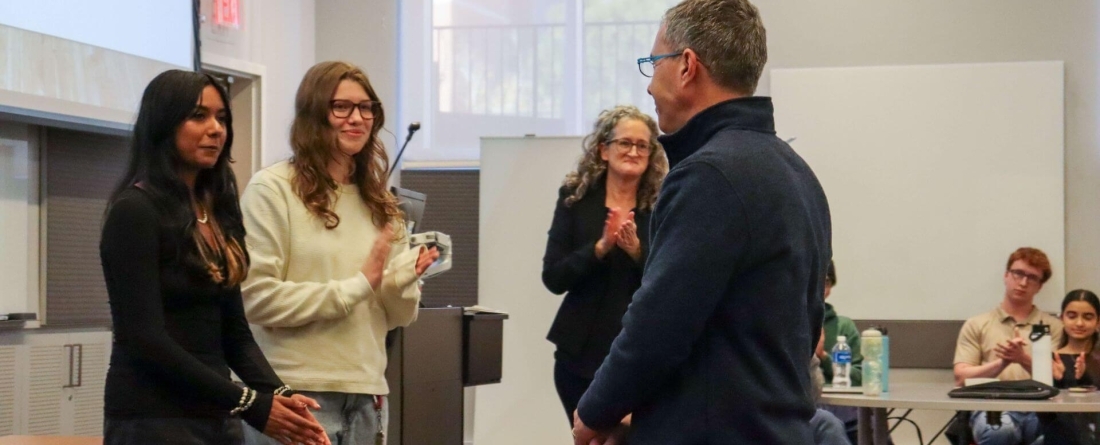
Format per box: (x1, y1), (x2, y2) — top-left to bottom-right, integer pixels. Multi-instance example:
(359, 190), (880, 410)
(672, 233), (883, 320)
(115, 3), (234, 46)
(232, 387), (248, 411)
(241, 388), (258, 412)
(274, 385), (292, 396)
(229, 388), (256, 415)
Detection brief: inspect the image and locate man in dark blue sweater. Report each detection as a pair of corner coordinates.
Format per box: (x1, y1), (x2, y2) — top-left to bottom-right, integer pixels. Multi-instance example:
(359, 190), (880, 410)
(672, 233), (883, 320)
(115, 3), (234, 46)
(571, 1), (831, 444)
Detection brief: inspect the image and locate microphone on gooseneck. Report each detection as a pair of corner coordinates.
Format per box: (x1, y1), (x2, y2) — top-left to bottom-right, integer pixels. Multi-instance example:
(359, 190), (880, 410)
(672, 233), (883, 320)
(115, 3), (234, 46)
(388, 122), (421, 177)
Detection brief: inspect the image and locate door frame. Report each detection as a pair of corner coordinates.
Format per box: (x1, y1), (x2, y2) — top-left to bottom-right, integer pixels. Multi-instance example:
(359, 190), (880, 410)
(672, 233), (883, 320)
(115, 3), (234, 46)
(202, 54), (266, 184)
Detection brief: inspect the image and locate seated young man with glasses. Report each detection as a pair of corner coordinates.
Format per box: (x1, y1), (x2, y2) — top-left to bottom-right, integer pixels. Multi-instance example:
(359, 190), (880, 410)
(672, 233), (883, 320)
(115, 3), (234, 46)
(954, 247), (1062, 445)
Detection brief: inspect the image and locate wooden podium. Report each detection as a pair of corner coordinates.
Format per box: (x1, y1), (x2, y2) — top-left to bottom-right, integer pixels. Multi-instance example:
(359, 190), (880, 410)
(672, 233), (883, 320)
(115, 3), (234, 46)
(385, 307), (507, 445)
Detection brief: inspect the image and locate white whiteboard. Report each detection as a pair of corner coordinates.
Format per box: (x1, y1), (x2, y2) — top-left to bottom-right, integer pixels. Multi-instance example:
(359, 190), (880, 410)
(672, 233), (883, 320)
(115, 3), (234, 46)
(475, 136), (584, 445)
(0, 123), (39, 316)
(0, 0), (193, 68)
(771, 62), (1065, 320)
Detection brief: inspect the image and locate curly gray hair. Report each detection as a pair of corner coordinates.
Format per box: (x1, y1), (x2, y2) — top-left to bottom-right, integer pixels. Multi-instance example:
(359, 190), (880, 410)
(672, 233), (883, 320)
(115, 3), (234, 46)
(563, 105), (669, 211)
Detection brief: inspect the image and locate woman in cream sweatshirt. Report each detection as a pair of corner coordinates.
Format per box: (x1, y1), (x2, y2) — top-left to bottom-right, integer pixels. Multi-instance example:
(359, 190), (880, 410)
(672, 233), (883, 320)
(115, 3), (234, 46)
(239, 61), (439, 445)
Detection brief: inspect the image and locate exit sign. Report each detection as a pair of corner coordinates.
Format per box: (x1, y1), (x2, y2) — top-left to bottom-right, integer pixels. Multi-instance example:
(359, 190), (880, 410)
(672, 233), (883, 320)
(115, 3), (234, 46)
(212, 0), (240, 29)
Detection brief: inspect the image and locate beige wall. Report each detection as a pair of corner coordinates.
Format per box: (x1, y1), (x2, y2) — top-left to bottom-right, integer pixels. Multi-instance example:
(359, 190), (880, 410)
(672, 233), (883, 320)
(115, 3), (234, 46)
(753, 0), (1099, 293)
(315, 0), (401, 162)
(255, 0), (317, 165)
(201, 0), (317, 166)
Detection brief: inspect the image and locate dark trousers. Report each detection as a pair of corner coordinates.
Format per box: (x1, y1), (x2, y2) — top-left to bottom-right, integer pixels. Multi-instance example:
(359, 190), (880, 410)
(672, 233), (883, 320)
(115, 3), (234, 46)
(554, 360), (595, 428)
(104, 416), (243, 445)
(1040, 412), (1100, 445)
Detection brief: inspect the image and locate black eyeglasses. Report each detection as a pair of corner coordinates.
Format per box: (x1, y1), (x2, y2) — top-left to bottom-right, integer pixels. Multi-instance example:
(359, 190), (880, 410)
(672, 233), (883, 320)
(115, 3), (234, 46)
(637, 51), (684, 78)
(330, 100), (381, 119)
(1008, 269), (1043, 285)
(607, 139), (651, 155)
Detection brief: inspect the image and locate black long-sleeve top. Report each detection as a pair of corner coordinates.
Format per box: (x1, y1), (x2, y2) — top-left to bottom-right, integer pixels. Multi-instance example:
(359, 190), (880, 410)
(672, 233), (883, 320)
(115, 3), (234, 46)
(542, 183), (651, 378)
(100, 187), (282, 431)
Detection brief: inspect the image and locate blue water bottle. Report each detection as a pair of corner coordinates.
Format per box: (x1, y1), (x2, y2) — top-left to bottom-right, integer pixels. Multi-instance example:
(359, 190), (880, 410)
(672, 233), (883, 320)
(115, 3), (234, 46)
(832, 336), (852, 388)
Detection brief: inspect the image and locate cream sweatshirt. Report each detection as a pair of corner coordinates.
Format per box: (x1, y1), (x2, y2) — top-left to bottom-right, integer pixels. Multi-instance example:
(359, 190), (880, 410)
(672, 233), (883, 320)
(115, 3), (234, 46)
(240, 160), (421, 395)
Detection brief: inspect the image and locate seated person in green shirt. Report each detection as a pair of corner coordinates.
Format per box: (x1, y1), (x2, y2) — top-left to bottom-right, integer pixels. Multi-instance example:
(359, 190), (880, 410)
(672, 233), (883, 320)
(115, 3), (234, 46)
(818, 260), (875, 444)
(818, 260), (863, 386)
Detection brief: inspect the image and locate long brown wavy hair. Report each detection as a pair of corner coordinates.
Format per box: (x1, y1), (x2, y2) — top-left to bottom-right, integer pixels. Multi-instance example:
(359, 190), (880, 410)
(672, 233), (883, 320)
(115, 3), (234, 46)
(563, 105), (668, 211)
(289, 61), (400, 229)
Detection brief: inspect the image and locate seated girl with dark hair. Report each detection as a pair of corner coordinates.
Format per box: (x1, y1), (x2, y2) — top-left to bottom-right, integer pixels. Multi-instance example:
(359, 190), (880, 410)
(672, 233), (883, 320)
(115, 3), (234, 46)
(1043, 289), (1100, 445)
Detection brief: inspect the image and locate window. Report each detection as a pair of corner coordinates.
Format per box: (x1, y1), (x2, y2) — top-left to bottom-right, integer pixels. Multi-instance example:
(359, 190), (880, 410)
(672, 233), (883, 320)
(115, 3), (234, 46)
(398, 0), (678, 164)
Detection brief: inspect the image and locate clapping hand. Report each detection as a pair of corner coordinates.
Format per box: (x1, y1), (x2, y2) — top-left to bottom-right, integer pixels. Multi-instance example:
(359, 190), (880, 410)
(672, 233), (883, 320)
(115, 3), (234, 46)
(415, 246), (440, 276)
(1076, 352), (1087, 381)
(615, 212), (641, 262)
(1051, 349), (1069, 377)
(595, 208), (627, 259)
(361, 223), (396, 289)
(1051, 351), (1087, 382)
(995, 327), (1031, 367)
(372, 223), (396, 261)
(1053, 352), (1066, 381)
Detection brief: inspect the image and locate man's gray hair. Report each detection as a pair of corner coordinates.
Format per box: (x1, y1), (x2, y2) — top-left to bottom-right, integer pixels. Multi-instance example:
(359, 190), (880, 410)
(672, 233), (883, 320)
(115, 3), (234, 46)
(663, 0), (767, 94)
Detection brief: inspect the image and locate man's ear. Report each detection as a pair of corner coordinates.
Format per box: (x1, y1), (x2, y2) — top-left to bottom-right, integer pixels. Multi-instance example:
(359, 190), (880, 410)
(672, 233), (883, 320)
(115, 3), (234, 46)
(679, 48), (702, 88)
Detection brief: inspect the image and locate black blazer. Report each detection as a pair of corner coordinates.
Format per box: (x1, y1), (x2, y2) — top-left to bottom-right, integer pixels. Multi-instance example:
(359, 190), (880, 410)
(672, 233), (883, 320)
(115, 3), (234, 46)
(542, 183), (651, 377)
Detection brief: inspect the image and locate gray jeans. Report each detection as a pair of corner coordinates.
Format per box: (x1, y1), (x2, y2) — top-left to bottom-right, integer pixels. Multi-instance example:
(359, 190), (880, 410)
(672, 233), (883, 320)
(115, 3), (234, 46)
(243, 391), (388, 445)
(970, 411), (1041, 445)
(812, 409), (851, 445)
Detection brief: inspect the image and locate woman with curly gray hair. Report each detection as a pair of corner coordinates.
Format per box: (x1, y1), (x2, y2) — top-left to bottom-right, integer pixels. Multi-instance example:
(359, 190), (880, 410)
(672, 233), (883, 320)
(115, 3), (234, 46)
(541, 105), (668, 426)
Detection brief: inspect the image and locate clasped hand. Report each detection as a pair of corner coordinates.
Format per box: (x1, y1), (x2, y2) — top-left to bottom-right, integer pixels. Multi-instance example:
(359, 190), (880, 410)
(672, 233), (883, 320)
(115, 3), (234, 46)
(572, 410), (630, 445)
(264, 394), (331, 445)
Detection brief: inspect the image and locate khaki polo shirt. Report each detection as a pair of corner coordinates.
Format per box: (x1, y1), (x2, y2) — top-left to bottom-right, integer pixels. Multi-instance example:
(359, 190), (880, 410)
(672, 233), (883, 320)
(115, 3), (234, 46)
(954, 306), (1063, 381)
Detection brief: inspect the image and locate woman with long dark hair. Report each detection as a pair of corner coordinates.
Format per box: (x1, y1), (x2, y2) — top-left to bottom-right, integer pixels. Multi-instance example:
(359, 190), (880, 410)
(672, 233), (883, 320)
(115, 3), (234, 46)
(1053, 289), (1100, 387)
(239, 61), (438, 444)
(100, 70), (328, 444)
(542, 105), (668, 426)
(1043, 289), (1100, 444)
